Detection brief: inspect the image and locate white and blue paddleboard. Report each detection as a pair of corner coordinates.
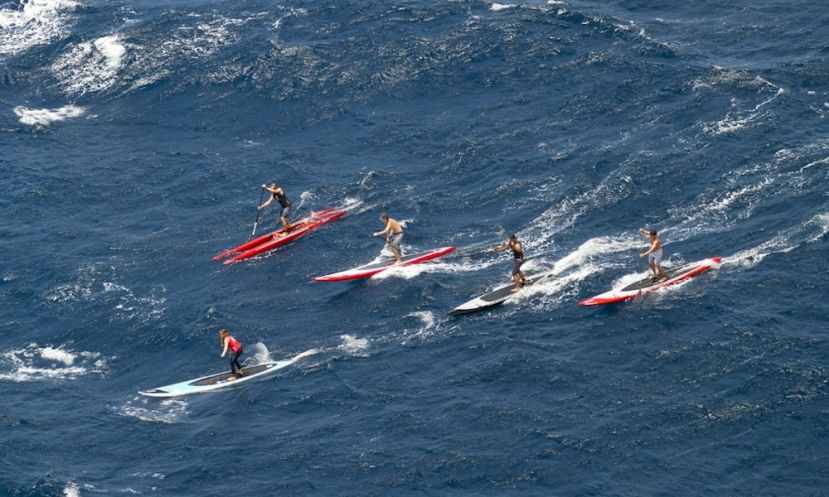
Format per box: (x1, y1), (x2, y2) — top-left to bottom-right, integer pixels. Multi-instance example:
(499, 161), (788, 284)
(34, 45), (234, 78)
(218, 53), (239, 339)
(139, 349), (318, 398)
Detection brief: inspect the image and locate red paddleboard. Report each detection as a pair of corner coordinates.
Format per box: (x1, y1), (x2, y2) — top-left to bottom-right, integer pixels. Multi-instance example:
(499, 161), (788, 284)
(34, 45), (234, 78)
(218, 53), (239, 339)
(312, 246), (456, 282)
(215, 208), (346, 264)
(578, 257), (721, 306)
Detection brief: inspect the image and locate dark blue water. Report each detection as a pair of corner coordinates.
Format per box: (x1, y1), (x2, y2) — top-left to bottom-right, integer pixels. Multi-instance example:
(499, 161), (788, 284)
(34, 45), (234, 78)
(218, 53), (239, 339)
(2, 0), (828, 495)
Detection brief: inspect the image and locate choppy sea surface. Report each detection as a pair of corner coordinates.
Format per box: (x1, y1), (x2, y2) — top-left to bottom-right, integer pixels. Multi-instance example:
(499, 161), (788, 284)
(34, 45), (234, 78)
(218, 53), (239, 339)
(1, 0), (828, 495)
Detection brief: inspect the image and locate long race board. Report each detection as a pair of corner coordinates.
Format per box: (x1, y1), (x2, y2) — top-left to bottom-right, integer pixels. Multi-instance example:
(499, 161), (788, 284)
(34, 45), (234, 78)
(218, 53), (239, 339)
(448, 270), (556, 315)
(139, 362), (288, 398)
(214, 208), (346, 265)
(578, 257), (721, 306)
(139, 349), (318, 398)
(312, 246), (456, 282)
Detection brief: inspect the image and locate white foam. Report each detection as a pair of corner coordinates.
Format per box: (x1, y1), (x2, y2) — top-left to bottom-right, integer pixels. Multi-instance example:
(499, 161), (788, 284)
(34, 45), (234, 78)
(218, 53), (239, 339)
(490, 3), (517, 10)
(509, 262), (598, 308)
(248, 342), (272, 364)
(338, 335), (369, 356)
(13, 105), (85, 126)
(0, 343), (108, 382)
(703, 87), (785, 135)
(116, 398), (189, 424)
(725, 212), (829, 268)
(371, 261), (436, 280)
(63, 482), (81, 497)
(40, 346), (75, 366)
(339, 196), (369, 214)
(0, 0), (79, 58)
(290, 348), (321, 362)
(525, 174), (634, 250)
(96, 35), (125, 70)
(408, 311), (435, 329)
(51, 35), (127, 95)
(293, 190), (315, 211)
(370, 255), (492, 280)
(667, 177), (775, 241)
(551, 235), (640, 274)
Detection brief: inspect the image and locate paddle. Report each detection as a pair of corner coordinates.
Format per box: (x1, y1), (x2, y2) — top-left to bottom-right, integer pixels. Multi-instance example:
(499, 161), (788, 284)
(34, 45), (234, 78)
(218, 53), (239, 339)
(251, 187), (266, 238)
(456, 248), (495, 260)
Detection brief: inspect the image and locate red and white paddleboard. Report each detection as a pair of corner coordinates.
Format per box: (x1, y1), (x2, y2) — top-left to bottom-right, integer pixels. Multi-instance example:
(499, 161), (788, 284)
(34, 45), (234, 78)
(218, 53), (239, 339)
(214, 208), (346, 264)
(312, 246), (456, 282)
(578, 257), (721, 306)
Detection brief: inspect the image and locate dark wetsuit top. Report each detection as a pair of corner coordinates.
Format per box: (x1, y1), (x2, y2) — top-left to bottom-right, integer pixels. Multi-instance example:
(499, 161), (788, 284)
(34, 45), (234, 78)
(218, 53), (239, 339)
(510, 241), (524, 260)
(274, 191), (291, 208)
(510, 241), (525, 276)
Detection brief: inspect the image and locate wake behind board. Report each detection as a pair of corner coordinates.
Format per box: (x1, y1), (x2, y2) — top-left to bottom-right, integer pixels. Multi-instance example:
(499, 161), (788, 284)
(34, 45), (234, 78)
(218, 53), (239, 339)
(312, 246), (456, 282)
(448, 270), (556, 316)
(139, 361), (290, 398)
(578, 257), (721, 306)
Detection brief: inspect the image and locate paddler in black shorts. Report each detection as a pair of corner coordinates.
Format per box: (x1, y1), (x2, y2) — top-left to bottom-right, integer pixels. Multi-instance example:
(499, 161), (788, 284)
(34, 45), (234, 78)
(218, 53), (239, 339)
(258, 183), (292, 232)
(492, 233), (529, 292)
(373, 213), (404, 263)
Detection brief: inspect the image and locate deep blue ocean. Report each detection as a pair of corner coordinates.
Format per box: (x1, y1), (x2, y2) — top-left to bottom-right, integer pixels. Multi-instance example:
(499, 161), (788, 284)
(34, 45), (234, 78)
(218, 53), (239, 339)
(2, 0), (828, 495)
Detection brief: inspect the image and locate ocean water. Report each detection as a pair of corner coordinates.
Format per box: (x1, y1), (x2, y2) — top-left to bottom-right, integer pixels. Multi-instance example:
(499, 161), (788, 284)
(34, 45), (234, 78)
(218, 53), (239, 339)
(1, 0), (827, 495)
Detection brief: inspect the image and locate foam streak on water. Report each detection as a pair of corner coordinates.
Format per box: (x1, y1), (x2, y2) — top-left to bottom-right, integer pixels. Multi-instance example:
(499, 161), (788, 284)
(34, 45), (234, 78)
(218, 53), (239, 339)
(13, 104), (86, 126)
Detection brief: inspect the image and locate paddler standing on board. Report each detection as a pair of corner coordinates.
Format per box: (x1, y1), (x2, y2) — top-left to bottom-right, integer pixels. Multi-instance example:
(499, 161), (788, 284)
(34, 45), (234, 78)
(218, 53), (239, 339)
(373, 213), (404, 264)
(492, 233), (529, 292)
(639, 227), (667, 282)
(219, 329), (244, 379)
(258, 183), (292, 233)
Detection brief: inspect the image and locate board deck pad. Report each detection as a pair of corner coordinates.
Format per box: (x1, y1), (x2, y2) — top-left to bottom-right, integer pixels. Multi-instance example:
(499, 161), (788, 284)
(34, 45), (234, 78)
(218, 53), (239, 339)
(190, 364), (273, 386)
(312, 246), (456, 282)
(620, 262), (699, 292)
(449, 271), (554, 315)
(352, 249), (446, 271)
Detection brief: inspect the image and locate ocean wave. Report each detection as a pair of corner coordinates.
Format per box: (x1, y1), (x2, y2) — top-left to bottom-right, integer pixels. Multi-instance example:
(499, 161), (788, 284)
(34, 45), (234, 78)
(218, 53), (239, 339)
(0, 343), (109, 382)
(13, 104), (85, 126)
(0, 0), (78, 58)
(51, 34), (127, 95)
(724, 211), (829, 269)
(337, 334), (370, 357)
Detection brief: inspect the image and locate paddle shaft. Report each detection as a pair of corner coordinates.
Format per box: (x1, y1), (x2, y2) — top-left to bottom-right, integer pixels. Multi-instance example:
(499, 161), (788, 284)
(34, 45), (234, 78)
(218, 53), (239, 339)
(251, 188), (266, 237)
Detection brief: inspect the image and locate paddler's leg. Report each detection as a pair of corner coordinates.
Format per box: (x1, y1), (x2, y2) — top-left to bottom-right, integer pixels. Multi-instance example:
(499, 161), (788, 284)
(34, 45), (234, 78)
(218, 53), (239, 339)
(390, 233), (403, 263)
(275, 206), (291, 233)
(511, 258), (526, 292)
(235, 349), (244, 377)
(228, 350), (239, 379)
(653, 249), (666, 281)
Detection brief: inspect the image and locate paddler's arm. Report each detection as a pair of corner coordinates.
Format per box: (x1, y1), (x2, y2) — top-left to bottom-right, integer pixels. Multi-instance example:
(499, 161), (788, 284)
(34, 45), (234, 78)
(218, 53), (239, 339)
(640, 239), (658, 258)
(492, 243), (509, 253)
(372, 223), (391, 237)
(257, 189), (274, 210)
(220, 338), (228, 357)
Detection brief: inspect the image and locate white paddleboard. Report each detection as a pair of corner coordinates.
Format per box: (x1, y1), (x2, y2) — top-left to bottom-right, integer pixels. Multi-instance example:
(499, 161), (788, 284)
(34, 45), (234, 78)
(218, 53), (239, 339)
(139, 349), (318, 398)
